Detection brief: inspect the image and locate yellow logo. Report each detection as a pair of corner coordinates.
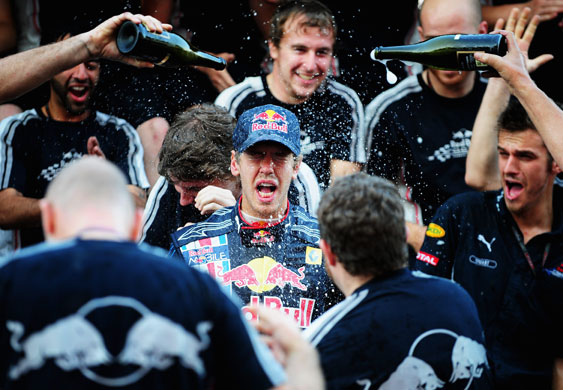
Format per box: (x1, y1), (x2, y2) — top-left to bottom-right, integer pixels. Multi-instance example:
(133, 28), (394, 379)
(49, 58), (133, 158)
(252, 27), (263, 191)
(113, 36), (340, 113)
(426, 223), (445, 238)
(306, 247), (322, 265)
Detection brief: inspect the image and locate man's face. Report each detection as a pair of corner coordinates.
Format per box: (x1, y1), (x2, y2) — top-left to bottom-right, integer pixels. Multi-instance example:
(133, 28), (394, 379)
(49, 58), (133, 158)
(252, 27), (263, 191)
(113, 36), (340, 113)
(268, 14), (334, 104)
(50, 60), (100, 116)
(171, 178), (237, 206)
(418, 2), (486, 90)
(231, 141), (301, 219)
(498, 129), (560, 216)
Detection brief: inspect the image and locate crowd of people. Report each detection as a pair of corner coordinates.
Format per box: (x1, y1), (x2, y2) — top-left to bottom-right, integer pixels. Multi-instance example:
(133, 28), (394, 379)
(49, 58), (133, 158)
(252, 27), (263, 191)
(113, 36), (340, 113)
(0, 0), (562, 389)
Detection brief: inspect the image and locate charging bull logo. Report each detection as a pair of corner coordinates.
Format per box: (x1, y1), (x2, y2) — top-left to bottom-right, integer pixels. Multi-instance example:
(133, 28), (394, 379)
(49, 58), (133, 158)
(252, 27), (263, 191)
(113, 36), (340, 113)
(6, 296), (212, 385)
(217, 256), (307, 293)
(252, 109), (288, 133)
(377, 329), (488, 390)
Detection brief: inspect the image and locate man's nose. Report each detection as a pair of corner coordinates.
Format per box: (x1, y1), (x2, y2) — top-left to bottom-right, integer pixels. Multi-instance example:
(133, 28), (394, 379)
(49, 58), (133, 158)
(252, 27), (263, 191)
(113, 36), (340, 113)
(179, 191), (196, 206)
(72, 63), (89, 80)
(259, 154), (275, 173)
(502, 154), (520, 175)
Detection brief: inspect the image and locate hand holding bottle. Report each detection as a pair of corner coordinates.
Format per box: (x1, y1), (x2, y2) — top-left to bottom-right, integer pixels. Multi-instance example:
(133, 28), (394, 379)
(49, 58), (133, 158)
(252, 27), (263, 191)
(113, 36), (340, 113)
(83, 12), (173, 68)
(116, 21), (227, 70)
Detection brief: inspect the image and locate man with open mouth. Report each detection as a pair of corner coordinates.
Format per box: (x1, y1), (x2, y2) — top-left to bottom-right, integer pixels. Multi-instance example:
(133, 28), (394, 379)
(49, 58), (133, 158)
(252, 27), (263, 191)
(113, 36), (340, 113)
(414, 95), (563, 389)
(170, 104), (343, 329)
(0, 25), (149, 253)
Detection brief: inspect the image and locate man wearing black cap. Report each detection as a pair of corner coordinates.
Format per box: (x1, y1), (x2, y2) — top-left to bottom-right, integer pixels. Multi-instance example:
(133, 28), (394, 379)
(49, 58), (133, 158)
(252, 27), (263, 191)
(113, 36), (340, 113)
(170, 104), (342, 328)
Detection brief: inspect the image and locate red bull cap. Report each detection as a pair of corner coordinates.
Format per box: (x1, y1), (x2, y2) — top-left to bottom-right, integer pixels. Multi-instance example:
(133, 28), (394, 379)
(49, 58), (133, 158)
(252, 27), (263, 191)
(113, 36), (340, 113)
(233, 104), (301, 156)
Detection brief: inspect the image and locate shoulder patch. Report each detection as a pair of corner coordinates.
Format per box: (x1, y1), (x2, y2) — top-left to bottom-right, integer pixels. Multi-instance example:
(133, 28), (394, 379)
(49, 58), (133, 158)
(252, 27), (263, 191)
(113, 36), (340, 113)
(426, 223), (445, 238)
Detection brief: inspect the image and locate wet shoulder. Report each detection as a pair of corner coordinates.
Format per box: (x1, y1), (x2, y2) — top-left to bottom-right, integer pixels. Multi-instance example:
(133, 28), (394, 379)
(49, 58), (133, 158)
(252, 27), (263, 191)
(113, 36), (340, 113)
(174, 206), (235, 244)
(289, 205), (320, 246)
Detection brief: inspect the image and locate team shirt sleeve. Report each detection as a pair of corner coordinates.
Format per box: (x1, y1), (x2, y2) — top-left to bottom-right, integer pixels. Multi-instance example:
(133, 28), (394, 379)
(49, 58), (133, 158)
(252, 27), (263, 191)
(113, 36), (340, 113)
(413, 199), (460, 278)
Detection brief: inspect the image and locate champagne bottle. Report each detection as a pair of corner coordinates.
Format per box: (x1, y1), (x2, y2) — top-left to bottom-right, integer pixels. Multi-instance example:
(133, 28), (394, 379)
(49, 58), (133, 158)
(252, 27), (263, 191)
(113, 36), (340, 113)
(116, 21), (226, 70)
(370, 34), (507, 71)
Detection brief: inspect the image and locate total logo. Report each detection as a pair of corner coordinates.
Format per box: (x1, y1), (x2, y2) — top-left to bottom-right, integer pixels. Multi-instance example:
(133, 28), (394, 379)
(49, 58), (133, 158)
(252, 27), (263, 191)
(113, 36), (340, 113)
(252, 109), (288, 133)
(217, 256), (307, 293)
(243, 296), (315, 328)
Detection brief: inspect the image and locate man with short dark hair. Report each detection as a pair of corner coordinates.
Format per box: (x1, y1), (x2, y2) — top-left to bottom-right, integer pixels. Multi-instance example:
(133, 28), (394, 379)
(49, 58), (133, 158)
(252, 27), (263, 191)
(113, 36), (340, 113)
(215, 0), (366, 190)
(141, 103), (321, 250)
(414, 95), (563, 388)
(169, 104), (342, 328)
(305, 172), (492, 389)
(0, 27), (149, 254)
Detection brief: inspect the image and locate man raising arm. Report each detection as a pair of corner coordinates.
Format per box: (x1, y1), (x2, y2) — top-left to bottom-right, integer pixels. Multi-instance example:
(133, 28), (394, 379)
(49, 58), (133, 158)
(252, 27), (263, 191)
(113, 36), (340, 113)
(0, 12), (171, 104)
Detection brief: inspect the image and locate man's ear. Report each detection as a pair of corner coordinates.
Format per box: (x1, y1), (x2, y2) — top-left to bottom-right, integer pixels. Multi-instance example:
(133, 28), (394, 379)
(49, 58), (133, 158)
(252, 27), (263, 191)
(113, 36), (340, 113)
(320, 238), (337, 267)
(268, 40), (278, 61)
(292, 155), (302, 180)
(478, 20), (488, 35)
(130, 208), (144, 242)
(552, 160), (561, 175)
(230, 150), (240, 177)
(39, 199), (56, 240)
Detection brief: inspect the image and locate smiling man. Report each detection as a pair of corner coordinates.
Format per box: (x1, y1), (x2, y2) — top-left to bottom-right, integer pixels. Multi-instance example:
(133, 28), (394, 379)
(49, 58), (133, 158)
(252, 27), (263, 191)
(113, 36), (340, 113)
(0, 29), (148, 253)
(214, 0), (366, 190)
(414, 96), (563, 389)
(169, 104), (343, 328)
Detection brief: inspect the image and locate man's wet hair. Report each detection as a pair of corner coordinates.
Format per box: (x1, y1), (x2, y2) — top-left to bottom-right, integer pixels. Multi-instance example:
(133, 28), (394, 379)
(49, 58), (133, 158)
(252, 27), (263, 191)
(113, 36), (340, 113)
(498, 96), (555, 164)
(158, 104), (237, 183)
(317, 172), (408, 277)
(269, 0), (337, 48)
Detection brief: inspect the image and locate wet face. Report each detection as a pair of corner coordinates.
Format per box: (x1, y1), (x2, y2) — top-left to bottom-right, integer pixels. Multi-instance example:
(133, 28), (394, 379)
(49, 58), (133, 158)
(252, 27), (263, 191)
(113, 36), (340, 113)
(498, 129), (559, 216)
(231, 141), (301, 219)
(171, 177), (237, 206)
(50, 60), (100, 116)
(268, 14), (334, 104)
(418, 1), (486, 90)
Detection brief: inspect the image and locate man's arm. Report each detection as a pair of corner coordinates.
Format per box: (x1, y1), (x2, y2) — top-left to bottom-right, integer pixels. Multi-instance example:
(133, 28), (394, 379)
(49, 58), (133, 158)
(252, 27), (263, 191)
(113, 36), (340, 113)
(249, 306), (325, 390)
(465, 8), (552, 191)
(474, 30), (563, 168)
(0, 12), (171, 103)
(329, 160), (362, 185)
(0, 188), (41, 229)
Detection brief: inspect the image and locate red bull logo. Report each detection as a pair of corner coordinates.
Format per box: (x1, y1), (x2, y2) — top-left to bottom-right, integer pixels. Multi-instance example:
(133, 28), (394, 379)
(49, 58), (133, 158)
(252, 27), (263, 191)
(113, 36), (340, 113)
(251, 230), (274, 244)
(243, 295), (315, 328)
(264, 264), (307, 290)
(217, 264), (259, 288)
(252, 109), (288, 133)
(216, 256), (308, 293)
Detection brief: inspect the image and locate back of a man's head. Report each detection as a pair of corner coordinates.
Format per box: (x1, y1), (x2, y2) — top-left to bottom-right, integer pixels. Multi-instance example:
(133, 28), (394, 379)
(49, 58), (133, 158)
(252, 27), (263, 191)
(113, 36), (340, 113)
(158, 104), (236, 183)
(269, 0), (336, 47)
(43, 156), (136, 238)
(418, 0), (483, 31)
(317, 173), (408, 277)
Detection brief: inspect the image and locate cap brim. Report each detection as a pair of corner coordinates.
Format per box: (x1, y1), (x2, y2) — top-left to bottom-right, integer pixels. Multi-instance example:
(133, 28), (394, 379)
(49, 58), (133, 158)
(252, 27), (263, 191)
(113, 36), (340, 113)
(237, 131), (300, 156)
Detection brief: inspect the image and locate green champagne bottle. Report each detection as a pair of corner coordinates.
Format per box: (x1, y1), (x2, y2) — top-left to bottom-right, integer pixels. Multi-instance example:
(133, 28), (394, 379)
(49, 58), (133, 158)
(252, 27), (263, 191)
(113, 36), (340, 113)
(116, 21), (226, 70)
(370, 34), (507, 71)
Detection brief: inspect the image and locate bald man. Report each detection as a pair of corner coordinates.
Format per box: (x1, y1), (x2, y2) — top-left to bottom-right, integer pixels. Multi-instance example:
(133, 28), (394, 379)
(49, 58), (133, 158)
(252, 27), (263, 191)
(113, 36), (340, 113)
(365, 0), (490, 254)
(0, 157), (299, 388)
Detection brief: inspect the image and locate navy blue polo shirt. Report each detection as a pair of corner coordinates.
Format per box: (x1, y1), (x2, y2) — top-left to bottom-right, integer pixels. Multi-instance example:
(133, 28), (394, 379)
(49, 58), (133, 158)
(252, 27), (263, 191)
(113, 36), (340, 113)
(414, 185), (563, 389)
(304, 269), (492, 389)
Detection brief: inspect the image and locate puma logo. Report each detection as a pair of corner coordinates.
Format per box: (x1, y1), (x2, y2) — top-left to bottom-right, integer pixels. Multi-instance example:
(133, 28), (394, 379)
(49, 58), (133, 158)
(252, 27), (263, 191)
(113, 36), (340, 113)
(477, 235), (496, 252)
